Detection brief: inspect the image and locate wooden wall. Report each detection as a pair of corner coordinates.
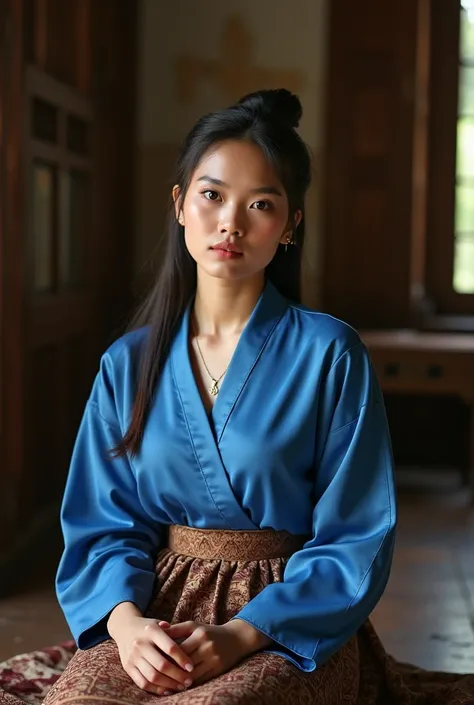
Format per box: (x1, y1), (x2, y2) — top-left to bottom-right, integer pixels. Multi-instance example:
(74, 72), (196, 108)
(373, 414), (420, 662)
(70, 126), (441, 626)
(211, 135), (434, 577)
(320, 0), (470, 473)
(321, 0), (430, 330)
(0, 0), (137, 589)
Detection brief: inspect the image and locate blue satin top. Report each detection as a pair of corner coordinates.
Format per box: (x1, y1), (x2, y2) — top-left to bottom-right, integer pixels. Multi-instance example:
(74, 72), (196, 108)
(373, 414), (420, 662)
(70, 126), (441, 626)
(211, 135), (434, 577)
(56, 280), (397, 672)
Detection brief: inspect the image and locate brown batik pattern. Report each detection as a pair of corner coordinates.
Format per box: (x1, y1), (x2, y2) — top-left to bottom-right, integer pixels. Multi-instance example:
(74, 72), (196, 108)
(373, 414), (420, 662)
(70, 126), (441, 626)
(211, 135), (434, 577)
(16, 527), (474, 704)
(166, 525), (310, 560)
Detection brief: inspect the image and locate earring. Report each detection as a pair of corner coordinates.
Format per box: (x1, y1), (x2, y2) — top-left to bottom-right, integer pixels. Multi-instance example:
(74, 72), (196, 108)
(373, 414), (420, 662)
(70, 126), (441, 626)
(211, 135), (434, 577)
(284, 236), (294, 253)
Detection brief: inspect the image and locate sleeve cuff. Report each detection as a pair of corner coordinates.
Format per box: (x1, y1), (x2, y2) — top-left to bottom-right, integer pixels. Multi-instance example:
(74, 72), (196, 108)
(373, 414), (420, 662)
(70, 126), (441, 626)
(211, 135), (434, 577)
(230, 615), (317, 673)
(77, 594), (151, 649)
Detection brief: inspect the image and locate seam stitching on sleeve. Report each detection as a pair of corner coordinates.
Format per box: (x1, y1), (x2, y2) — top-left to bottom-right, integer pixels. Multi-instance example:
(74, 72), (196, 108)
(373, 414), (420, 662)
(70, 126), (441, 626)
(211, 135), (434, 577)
(315, 406), (365, 467)
(342, 453), (394, 616)
(327, 407), (366, 436)
(88, 400), (121, 433)
(327, 341), (365, 374)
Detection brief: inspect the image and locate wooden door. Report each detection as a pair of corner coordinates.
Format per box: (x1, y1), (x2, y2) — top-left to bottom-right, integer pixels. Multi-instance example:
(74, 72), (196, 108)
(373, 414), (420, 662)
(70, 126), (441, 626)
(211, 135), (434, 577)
(0, 0), (137, 576)
(320, 0), (430, 329)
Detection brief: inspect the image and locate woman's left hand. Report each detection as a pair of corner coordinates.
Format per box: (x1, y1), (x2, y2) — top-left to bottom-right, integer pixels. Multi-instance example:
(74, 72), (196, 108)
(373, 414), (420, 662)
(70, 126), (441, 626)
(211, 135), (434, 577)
(161, 619), (272, 686)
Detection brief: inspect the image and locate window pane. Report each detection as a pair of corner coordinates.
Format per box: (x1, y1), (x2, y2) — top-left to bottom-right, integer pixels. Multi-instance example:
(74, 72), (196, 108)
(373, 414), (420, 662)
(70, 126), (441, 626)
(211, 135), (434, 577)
(452, 4), (474, 296)
(460, 4), (474, 62)
(453, 236), (474, 293)
(59, 170), (87, 287)
(456, 118), (474, 177)
(67, 115), (89, 155)
(455, 185), (474, 232)
(32, 163), (55, 292)
(459, 67), (474, 116)
(32, 98), (58, 143)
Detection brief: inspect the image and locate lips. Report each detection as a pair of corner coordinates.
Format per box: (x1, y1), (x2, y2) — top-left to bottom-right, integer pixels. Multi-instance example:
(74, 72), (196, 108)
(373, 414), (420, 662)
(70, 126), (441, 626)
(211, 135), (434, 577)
(211, 241), (242, 254)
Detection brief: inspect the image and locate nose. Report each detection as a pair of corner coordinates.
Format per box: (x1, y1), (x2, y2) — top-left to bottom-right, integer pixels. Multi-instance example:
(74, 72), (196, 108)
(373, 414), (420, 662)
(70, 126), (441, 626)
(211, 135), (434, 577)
(218, 205), (245, 237)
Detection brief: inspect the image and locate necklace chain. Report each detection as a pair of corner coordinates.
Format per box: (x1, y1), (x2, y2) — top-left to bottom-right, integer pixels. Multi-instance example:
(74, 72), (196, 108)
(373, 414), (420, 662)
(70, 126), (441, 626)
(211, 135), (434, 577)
(192, 320), (229, 396)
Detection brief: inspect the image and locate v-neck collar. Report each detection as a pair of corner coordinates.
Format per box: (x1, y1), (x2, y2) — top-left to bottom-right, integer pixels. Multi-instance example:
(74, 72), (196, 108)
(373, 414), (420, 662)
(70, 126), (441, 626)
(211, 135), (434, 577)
(172, 279), (289, 444)
(169, 279), (289, 530)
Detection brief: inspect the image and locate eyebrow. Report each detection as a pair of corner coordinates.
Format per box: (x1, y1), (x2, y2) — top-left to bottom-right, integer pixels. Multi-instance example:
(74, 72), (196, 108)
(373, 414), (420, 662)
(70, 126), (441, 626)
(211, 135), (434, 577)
(196, 175), (283, 197)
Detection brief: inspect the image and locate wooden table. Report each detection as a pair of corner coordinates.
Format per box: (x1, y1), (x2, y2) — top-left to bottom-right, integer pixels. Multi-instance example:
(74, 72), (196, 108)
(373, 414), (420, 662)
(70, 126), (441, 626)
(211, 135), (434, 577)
(359, 330), (474, 502)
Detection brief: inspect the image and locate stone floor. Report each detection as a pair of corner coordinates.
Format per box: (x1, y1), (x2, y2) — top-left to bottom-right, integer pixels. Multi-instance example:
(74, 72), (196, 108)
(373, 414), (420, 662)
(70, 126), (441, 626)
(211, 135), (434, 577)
(0, 468), (473, 674)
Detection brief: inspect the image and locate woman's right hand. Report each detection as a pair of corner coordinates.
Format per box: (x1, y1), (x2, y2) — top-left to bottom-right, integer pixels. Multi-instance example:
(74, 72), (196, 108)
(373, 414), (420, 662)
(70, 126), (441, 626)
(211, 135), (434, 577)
(107, 603), (194, 696)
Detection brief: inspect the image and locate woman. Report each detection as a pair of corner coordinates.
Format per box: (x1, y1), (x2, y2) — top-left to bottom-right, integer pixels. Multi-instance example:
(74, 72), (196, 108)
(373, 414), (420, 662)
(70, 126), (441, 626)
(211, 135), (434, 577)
(38, 90), (472, 705)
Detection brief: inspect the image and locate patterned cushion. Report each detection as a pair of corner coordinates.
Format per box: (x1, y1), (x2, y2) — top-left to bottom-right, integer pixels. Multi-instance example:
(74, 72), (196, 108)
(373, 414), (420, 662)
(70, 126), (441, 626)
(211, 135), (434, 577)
(0, 641), (76, 705)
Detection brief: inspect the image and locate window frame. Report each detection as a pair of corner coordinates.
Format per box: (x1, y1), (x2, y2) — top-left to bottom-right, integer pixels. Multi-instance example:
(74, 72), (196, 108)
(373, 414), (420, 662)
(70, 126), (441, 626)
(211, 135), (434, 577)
(425, 0), (474, 321)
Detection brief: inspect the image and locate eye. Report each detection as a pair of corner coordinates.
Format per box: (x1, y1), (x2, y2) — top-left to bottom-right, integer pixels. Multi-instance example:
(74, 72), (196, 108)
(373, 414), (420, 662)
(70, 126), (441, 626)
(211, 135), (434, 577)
(251, 200), (271, 211)
(202, 189), (221, 201)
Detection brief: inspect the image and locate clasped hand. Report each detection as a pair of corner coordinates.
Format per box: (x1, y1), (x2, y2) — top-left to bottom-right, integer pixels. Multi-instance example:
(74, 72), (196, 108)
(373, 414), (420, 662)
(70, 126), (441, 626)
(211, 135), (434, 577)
(116, 617), (270, 696)
(163, 619), (270, 689)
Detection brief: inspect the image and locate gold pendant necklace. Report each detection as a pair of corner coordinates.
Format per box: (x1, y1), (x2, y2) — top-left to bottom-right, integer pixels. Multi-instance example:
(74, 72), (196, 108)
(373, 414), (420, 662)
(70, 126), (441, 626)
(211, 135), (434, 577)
(209, 378), (221, 396)
(193, 323), (229, 396)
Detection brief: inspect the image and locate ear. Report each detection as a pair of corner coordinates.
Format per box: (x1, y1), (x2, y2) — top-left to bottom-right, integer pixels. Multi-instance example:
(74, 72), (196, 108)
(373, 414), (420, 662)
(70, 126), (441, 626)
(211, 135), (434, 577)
(279, 209), (303, 244)
(172, 185), (184, 225)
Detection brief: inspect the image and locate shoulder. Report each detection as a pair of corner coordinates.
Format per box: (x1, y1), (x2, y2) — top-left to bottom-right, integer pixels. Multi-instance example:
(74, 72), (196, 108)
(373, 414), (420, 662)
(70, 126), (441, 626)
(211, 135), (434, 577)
(285, 301), (365, 365)
(86, 327), (150, 423)
(101, 326), (150, 371)
(285, 303), (381, 411)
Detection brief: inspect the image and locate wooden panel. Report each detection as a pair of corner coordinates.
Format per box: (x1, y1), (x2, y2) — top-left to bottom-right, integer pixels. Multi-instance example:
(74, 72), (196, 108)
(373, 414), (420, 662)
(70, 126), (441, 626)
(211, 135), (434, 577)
(31, 160), (56, 292)
(29, 292), (100, 347)
(45, 0), (78, 87)
(90, 0), (137, 326)
(370, 349), (474, 402)
(0, 0), (25, 557)
(362, 330), (474, 404)
(66, 336), (96, 432)
(26, 66), (93, 119)
(362, 329), (474, 492)
(56, 336), (95, 499)
(20, 336), (98, 522)
(21, 345), (61, 520)
(0, 0), (137, 580)
(23, 0), (35, 63)
(23, 0), (92, 92)
(321, 0), (430, 329)
(383, 394), (469, 469)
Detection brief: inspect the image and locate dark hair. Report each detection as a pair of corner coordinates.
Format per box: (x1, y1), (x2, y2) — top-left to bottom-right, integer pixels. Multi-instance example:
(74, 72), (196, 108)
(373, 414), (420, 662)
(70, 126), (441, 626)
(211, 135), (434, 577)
(113, 88), (312, 457)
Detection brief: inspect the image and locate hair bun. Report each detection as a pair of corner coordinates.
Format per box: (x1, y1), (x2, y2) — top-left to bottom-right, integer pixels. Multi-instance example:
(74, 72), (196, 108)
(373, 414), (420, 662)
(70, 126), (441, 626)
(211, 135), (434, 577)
(238, 89), (302, 129)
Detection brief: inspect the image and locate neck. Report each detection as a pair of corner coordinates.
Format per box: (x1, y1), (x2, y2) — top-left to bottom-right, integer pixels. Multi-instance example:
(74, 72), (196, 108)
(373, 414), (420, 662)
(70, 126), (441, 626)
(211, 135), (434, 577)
(193, 272), (265, 337)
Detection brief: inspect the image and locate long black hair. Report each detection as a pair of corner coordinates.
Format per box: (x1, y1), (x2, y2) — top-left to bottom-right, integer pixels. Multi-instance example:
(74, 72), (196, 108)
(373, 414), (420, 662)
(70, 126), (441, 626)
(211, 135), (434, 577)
(114, 88), (312, 458)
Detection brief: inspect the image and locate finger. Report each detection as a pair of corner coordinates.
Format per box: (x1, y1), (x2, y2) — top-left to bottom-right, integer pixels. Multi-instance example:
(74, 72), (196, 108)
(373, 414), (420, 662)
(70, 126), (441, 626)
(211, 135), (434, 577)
(136, 657), (185, 694)
(146, 623), (194, 673)
(178, 631), (206, 657)
(157, 620), (170, 628)
(143, 643), (194, 688)
(188, 659), (216, 686)
(162, 622), (196, 640)
(128, 665), (165, 695)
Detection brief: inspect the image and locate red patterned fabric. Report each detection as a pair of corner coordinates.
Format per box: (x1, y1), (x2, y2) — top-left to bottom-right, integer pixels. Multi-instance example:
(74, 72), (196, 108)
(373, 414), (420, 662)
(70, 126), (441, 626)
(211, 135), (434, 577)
(0, 642), (76, 705)
(1, 526), (474, 704)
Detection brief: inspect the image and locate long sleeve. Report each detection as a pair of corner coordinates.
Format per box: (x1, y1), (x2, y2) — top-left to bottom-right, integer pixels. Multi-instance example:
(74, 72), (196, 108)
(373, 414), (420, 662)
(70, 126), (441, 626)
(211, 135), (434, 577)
(56, 350), (162, 649)
(233, 341), (397, 671)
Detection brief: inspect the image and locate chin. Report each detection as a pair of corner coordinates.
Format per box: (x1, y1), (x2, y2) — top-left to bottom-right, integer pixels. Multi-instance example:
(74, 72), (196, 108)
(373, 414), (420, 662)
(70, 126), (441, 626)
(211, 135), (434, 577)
(211, 268), (250, 281)
(198, 262), (256, 282)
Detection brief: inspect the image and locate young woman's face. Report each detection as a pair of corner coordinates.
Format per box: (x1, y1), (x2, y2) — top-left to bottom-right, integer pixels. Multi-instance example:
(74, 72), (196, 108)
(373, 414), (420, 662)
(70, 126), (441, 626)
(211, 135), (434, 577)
(174, 140), (301, 282)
